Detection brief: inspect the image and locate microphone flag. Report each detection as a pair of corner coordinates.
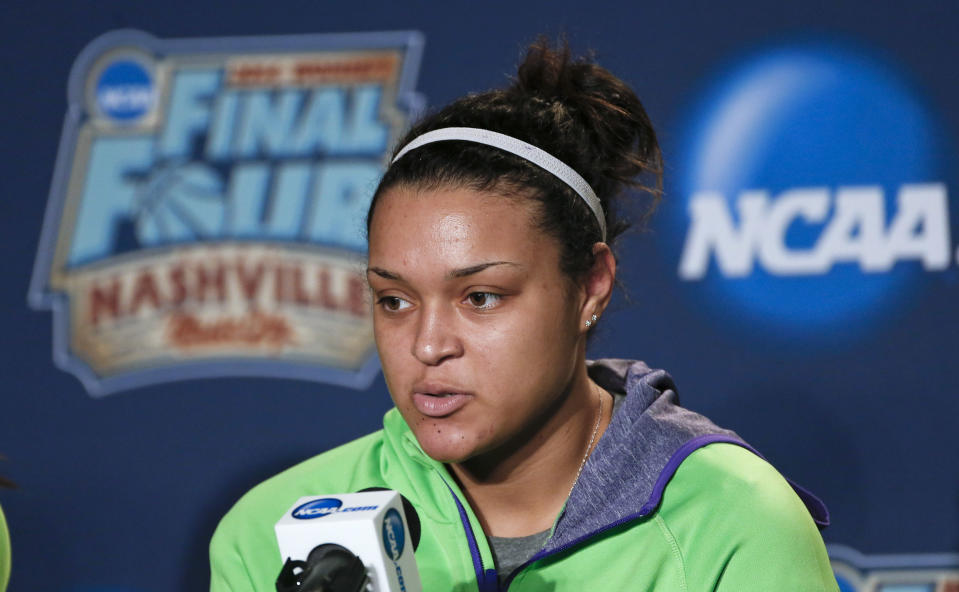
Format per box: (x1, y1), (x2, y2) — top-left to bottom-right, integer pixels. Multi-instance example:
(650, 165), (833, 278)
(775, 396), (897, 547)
(275, 490), (422, 592)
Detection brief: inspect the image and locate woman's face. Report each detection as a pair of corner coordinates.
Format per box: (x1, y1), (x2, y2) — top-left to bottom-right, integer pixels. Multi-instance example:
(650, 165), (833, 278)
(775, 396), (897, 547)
(367, 185), (587, 463)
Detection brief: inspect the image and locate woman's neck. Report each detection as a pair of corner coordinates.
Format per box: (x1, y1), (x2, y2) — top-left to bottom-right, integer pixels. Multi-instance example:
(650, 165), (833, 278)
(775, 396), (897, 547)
(447, 371), (613, 538)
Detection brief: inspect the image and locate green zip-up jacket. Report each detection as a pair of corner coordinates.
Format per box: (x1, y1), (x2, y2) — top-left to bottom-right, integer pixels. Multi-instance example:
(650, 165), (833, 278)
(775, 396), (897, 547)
(210, 360), (838, 591)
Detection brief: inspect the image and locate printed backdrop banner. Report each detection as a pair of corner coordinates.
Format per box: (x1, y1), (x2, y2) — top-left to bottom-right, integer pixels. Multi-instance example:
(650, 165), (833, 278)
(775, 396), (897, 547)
(0, 2), (957, 591)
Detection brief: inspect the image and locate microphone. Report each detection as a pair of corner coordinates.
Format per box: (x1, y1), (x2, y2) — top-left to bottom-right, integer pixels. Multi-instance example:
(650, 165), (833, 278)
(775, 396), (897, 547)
(274, 489), (422, 592)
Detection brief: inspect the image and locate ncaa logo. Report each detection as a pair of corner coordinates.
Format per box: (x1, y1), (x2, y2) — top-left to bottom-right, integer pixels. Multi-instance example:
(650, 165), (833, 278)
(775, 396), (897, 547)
(381, 508), (409, 591)
(292, 498), (343, 519)
(91, 55), (156, 124)
(381, 508), (406, 560)
(664, 39), (955, 340)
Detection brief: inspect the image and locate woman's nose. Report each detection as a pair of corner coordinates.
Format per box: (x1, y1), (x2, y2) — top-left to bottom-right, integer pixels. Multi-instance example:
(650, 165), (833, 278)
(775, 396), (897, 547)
(411, 304), (463, 366)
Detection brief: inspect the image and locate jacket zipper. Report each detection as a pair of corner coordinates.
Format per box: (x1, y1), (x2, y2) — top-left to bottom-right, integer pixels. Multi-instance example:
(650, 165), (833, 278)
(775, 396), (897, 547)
(445, 484), (500, 592)
(444, 481), (618, 592)
(500, 512), (646, 589)
(441, 473), (656, 591)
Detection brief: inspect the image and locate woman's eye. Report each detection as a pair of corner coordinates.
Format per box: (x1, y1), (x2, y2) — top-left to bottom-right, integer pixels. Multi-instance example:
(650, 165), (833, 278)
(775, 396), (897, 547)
(466, 292), (502, 310)
(378, 296), (411, 312)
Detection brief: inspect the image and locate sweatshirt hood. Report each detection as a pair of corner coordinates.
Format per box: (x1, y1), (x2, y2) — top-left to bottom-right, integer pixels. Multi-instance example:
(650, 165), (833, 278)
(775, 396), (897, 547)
(543, 359), (829, 556)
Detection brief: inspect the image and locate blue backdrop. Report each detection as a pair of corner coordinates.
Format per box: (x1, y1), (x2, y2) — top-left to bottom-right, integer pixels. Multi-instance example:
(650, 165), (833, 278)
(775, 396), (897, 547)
(1, 2), (957, 591)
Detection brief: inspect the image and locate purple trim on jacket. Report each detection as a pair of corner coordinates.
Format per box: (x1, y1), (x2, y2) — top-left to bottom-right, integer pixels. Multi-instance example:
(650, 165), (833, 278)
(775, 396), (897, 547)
(447, 482), (499, 592)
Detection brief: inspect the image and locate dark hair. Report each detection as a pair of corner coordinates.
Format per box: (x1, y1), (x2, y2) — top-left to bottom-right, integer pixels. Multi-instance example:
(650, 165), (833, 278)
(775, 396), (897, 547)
(367, 38), (663, 281)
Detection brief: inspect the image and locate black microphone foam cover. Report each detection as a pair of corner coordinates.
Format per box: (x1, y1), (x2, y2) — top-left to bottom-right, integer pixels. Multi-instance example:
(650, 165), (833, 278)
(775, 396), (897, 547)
(358, 487), (422, 551)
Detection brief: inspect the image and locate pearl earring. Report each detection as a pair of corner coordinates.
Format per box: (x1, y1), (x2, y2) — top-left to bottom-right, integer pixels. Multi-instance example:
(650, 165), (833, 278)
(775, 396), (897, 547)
(585, 314), (598, 328)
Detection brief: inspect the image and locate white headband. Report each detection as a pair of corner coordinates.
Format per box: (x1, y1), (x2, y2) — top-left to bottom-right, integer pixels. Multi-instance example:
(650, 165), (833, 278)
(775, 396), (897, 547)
(391, 127), (607, 241)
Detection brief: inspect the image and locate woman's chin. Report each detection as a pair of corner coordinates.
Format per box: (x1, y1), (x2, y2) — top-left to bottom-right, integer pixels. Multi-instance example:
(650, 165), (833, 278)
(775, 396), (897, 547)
(413, 428), (483, 464)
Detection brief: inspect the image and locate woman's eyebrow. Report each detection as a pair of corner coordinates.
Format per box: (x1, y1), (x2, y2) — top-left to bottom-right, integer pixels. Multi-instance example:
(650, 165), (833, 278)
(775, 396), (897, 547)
(366, 261), (522, 282)
(366, 267), (402, 281)
(447, 261), (522, 279)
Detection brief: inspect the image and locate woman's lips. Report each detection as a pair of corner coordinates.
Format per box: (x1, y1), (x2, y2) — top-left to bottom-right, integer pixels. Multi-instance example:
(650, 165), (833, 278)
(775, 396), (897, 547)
(412, 392), (471, 417)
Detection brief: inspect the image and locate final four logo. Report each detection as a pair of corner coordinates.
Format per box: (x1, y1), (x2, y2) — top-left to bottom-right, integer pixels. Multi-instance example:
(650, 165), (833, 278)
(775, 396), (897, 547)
(29, 29), (424, 395)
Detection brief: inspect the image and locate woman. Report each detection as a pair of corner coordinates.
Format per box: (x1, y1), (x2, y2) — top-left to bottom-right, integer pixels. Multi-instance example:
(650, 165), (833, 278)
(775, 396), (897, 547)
(210, 40), (837, 591)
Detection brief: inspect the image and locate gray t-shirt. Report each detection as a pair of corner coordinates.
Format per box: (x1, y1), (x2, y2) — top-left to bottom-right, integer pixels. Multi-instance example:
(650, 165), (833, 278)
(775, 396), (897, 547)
(488, 529), (551, 581)
(488, 393), (626, 582)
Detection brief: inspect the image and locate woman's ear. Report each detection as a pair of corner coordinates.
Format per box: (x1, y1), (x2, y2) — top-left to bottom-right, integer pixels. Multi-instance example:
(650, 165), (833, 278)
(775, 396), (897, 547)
(580, 242), (616, 331)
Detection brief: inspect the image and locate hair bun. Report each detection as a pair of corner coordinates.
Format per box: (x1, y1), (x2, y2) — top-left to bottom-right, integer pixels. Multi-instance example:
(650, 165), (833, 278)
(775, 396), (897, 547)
(510, 37), (662, 219)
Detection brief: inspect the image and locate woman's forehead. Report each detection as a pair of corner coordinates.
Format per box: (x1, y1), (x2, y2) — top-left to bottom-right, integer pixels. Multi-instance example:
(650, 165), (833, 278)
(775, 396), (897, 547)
(367, 186), (554, 270)
(370, 186), (538, 240)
